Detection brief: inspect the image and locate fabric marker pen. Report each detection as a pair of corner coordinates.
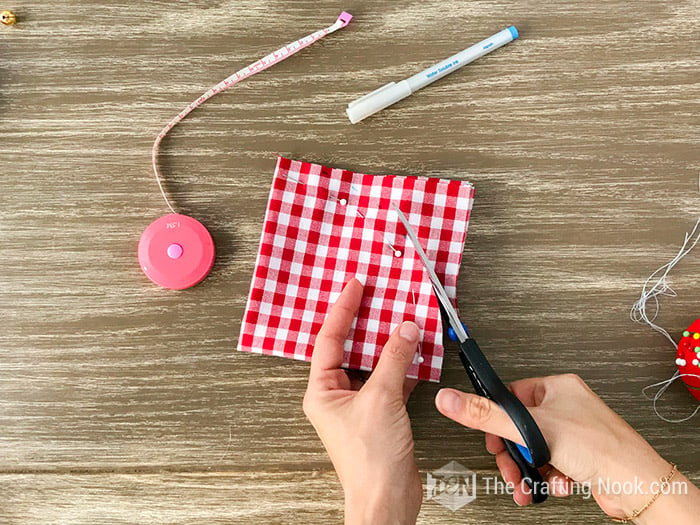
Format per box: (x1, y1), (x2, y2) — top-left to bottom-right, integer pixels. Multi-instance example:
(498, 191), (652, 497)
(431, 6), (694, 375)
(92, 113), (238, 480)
(346, 26), (519, 124)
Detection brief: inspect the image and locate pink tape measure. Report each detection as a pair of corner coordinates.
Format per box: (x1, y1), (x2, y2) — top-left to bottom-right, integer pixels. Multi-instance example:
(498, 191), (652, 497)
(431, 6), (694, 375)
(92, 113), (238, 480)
(139, 12), (353, 289)
(139, 214), (215, 290)
(675, 318), (700, 401)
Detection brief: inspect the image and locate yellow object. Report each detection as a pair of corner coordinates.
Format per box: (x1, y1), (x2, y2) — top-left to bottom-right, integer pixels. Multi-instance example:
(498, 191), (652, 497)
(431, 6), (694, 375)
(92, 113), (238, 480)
(694, 333), (700, 340)
(1, 10), (16, 26)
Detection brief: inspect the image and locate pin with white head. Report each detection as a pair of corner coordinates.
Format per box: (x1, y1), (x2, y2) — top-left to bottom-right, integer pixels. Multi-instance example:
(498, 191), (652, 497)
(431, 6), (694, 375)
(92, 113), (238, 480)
(410, 290), (424, 364)
(383, 236), (402, 258)
(413, 346), (425, 365)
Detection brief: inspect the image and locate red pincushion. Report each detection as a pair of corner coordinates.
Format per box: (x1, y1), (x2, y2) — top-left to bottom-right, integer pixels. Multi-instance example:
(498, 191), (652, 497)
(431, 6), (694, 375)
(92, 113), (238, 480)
(676, 318), (700, 401)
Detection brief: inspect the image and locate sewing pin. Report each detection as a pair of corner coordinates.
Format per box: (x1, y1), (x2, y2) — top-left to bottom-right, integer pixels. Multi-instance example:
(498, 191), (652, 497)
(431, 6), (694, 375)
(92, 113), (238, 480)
(1, 10), (16, 26)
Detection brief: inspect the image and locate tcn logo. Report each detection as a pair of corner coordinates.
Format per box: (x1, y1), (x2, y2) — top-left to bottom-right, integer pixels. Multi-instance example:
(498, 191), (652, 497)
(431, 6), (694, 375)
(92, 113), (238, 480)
(426, 461), (477, 511)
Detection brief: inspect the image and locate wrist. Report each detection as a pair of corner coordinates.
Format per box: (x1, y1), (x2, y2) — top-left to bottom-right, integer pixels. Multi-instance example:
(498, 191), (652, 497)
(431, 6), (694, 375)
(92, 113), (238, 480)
(589, 426), (671, 519)
(630, 470), (700, 525)
(608, 454), (672, 518)
(606, 459), (674, 523)
(344, 473), (421, 525)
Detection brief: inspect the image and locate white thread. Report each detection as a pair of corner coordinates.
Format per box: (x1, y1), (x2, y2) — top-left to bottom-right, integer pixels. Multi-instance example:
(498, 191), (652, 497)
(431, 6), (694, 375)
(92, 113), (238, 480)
(631, 172), (700, 421)
(150, 14), (350, 213)
(642, 372), (700, 423)
(630, 217), (700, 348)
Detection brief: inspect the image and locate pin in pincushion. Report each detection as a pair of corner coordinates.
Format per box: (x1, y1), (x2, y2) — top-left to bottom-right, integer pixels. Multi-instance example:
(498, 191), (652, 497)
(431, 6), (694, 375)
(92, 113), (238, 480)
(675, 318), (700, 401)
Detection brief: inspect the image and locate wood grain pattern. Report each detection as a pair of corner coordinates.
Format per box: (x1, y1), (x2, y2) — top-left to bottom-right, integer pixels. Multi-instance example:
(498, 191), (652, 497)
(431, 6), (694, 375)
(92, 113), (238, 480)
(1, 1), (699, 523)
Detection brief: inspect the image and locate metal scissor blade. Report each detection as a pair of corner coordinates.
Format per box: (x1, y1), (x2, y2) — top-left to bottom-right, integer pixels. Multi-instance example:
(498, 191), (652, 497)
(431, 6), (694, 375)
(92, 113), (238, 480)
(392, 203), (469, 343)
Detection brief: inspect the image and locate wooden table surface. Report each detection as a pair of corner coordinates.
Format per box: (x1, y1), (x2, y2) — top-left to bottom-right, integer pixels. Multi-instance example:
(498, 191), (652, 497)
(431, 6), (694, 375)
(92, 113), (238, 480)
(2, 1), (699, 523)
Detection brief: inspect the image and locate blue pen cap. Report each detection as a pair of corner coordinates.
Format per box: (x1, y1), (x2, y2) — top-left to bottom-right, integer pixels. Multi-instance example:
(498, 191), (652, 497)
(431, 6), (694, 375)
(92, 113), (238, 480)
(508, 25), (519, 40)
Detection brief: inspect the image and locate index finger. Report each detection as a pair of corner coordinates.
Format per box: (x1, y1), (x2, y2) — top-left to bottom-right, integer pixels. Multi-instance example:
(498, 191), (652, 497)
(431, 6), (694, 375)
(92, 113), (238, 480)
(310, 278), (364, 377)
(508, 377), (548, 408)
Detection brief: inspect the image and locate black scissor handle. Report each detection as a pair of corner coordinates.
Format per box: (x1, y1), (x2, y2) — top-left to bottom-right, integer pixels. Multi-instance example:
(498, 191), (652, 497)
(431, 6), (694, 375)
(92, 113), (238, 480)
(502, 436), (549, 504)
(457, 338), (550, 504)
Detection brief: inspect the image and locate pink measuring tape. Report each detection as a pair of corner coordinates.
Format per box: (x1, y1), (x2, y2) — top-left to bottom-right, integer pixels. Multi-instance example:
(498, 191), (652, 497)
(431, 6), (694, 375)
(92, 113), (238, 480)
(139, 12), (353, 289)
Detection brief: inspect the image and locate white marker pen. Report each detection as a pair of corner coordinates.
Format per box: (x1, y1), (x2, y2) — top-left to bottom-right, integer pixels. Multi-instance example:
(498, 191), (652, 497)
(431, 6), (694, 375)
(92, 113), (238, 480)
(346, 26), (519, 124)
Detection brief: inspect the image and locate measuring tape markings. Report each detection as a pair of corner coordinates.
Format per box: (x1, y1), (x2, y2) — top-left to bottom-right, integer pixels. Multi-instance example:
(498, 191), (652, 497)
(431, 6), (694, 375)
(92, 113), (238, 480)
(151, 12), (353, 214)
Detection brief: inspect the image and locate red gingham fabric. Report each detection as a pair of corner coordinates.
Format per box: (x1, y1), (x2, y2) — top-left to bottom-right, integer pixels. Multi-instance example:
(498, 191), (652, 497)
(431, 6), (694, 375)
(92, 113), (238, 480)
(237, 157), (474, 382)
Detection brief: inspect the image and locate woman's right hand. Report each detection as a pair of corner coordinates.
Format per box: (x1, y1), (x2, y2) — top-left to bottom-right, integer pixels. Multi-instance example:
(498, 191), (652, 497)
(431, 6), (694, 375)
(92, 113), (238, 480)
(435, 374), (700, 524)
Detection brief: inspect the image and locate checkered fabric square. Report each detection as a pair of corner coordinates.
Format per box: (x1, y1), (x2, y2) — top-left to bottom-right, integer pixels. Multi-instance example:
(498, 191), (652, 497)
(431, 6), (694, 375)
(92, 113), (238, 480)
(237, 157), (474, 382)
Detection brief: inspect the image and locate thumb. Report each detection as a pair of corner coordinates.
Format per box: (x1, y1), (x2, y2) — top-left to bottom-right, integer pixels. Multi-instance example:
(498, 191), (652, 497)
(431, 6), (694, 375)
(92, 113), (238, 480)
(435, 388), (525, 446)
(364, 321), (421, 398)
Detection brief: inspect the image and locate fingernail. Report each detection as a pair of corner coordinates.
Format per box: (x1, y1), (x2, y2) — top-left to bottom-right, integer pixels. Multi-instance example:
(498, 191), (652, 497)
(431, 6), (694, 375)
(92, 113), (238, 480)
(399, 321), (419, 343)
(354, 274), (366, 286)
(436, 389), (461, 414)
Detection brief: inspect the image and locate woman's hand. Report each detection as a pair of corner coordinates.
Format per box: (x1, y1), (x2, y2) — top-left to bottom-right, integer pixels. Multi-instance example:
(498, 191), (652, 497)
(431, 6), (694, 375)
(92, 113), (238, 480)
(435, 374), (700, 523)
(303, 278), (422, 525)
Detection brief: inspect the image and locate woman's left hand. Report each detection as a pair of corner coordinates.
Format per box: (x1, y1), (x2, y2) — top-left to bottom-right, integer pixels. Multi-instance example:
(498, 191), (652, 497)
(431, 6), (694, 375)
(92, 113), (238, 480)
(303, 278), (423, 525)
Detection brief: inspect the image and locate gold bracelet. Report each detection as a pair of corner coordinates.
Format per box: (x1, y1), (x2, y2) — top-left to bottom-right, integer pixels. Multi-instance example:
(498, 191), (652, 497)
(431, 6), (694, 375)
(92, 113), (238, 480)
(612, 462), (677, 523)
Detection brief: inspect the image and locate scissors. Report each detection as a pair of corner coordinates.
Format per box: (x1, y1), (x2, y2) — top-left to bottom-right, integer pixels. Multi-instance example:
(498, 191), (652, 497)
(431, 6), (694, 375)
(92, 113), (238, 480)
(393, 203), (551, 504)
